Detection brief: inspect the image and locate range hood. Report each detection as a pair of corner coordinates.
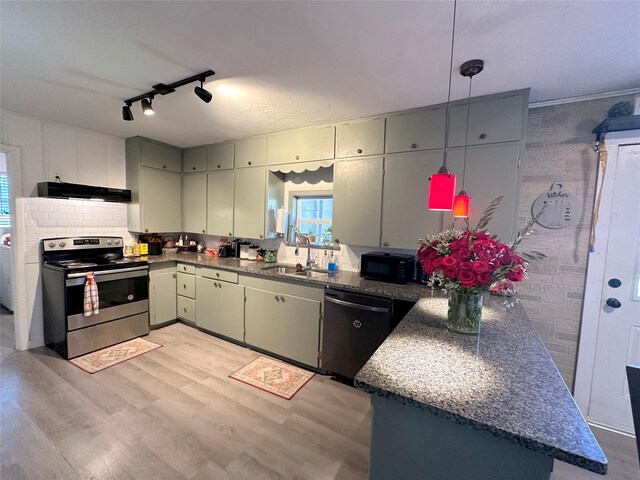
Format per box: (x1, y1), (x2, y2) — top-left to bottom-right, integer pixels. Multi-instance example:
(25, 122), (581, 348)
(37, 181), (132, 203)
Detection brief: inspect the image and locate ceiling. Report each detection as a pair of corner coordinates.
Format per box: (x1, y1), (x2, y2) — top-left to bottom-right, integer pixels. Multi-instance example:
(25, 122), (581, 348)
(1, 1), (639, 148)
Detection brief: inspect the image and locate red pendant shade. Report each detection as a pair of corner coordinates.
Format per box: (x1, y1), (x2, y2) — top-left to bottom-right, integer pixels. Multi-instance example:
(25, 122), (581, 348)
(427, 166), (456, 211)
(452, 190), (470, 218)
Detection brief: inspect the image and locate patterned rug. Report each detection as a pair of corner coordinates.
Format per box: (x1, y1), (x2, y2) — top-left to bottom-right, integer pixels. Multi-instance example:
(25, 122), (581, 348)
(229, 356), (315, 400)
(69, 337), (162, 373)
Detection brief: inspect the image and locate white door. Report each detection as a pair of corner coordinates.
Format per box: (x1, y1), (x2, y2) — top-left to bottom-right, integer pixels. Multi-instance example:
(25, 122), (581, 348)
(587, 142), (640, 433)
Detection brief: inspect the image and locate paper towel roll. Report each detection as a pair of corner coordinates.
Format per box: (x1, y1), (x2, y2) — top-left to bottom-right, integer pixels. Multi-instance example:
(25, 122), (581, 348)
(275, 207), (287, 234)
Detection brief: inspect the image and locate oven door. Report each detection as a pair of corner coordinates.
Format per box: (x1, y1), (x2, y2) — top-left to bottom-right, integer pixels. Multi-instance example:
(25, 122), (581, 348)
(65, 266), (149, 330)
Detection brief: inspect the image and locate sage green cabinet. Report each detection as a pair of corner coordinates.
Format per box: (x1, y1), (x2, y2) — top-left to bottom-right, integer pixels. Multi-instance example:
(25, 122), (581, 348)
(381, 151), (445, 249)
(235, 137), (267, 168)
(183, 147), (207, 172)
(336, 117), (385, 158)
(333, 156), (384, 247)
(447, 142), (521, 242)
(182, 173), (207, 234)
(177, 272), (196, 299)
(138, 138), (182, 172)
(234, 167), (266, 239)
(177, 296), (196, 322)
(207, 142), (235, 171)
(267, 126), (335, 165)
(207, 170), (234, 237)
(126, 136), (182, 232)
(149, 264), (176, 326)
(244, 287), (321, 367)
(447, 94), (525, 148)
(195, 274), (244, 342)
(385, 107), (446, 154)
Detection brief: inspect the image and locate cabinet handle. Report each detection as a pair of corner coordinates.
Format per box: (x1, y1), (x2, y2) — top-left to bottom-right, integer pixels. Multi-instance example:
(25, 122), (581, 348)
(192, 166), (196, 170)
(248, 161), (252, 166)
(383, 241), (389, 247)
(334, 238), (340, 244)
(145, 229), (149, 233)
(357, 148), (363, 154)
(217, 164), (221, 169)
(183, 284), (186, 289)
(259, 234), (263, 239)
(218, 283), (222, 289)
(479, 133), (487, 139)
(410, 143), (417, 149)
(202, 230), (205, 233)
(295, 155), (300, 160)
(216, 272), (220, 277)
(214, 282), (218, 288)
(229, 232), (232, 236)
(183, 307), (187, 313)
(275, 295), (280, 302)
(163, 165), (167, 169)
(280, 296), (285, 302)
(172, 274), (176, 278)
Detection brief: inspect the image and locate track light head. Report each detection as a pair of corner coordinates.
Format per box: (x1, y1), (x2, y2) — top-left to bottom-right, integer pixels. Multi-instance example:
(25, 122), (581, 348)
(194, 80), (212, 103)
(122, 103), (134, 121)
(141, 97), (154, 116)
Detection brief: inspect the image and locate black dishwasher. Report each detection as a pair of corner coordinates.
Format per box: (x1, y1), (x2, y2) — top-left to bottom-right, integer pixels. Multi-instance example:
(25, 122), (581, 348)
(322, 288), (394, 380)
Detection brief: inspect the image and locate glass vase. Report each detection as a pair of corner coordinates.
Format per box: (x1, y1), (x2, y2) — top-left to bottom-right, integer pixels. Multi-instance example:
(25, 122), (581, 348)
(447, 290), (483, 335)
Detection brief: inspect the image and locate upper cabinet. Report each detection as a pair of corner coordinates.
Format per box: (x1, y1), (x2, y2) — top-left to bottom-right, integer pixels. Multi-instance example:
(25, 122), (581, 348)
(183, 147), (207, 173)
(447, 94), (525, 147)
(385, 107), (446, 154)
(207, 142), (235, 171)
(235, 137), (267, 168)
(140, 138), (182, 172)
(267, 126), (335, 165)
(336, 117), (385, 158)
(233, 167), (267, 239)
(182, 173), (207, 234)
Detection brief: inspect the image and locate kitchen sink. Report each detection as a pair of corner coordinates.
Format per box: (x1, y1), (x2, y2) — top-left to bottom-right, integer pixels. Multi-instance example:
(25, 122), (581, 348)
(261, 264), (328, 279)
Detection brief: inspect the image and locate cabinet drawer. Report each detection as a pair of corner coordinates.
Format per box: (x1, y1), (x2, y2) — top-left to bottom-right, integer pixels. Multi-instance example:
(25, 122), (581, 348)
(177, 296), (196, 322)
(140, 139), (182, 172)
(183, 147), (207, 172)
(235, 137), (266, 168)
(178, 272), (196, 298)
(447, 94), (524, 147)
(336, 117), (385, 158)
(207, 143), (235, 170)
(197, 266), (238, 284)
(177, 263), (196, 275)
(385, 108), (446, 154)
(267, 126), (335, 165)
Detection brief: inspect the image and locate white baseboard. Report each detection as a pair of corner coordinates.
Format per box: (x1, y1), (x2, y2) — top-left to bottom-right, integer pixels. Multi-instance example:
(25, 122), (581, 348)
(27, 337), (45, 349)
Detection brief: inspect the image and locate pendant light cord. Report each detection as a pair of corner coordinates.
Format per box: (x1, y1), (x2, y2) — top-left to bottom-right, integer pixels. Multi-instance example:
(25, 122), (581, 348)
(461, 75), (473, 189)
(442, 0), (457, 168)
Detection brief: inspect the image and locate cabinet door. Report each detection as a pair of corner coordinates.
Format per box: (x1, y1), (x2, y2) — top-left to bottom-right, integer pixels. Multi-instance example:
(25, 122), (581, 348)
(336, 117), (385, 158)
(207, 171), (235, 236)
(141, 139), (182, 172)
(195, 276), (218, 332)
(245, 288), (320, 367)
(333, 157), (383, 247)
(140, 168), (182, 232)
(234, 167), (266, 239)
(447, 142), (520, 242)
(235, 137), (266, 168)
(267, 126), (335, 165)
(382, 151), (444, 249)
(215, 282), (245, 342)
(150, 268), (176, 326)
(182, 173), (207, 234)
(448, 94), (524, 147)
(385, 108), (446, 154)
(207, 143), (235, 171)
(183, 147), (207, 172)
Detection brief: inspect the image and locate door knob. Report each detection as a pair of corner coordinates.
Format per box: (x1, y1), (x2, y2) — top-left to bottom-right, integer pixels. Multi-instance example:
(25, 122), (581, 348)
(606, 298), (621, 309)
(353, 320), (362, 328)
(608, 278), (622, 288)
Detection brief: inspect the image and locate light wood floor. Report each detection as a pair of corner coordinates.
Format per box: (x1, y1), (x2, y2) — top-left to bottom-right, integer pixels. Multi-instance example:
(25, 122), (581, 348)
(1, 309), (637, 479)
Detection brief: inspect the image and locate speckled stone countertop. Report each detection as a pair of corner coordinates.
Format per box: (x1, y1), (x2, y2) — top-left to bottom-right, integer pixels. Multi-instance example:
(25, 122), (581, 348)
(354, 294), (608, 474)
(144, 253), (606, 473)
(145, 253), (427, 300)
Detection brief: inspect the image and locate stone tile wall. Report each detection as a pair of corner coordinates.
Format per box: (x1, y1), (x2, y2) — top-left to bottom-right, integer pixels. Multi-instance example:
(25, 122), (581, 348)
(517, 94), (636, 389)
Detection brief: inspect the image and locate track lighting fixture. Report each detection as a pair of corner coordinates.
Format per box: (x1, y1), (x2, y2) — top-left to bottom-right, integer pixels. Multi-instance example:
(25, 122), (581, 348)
(121, 69), (215, 121)
(141, 97), (154, 116)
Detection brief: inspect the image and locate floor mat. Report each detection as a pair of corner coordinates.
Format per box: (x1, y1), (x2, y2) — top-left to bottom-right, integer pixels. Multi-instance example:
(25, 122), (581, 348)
(69, 337), (162, 373)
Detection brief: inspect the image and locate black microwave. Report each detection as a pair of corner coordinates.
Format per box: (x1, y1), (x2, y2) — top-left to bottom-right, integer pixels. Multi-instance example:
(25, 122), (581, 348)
(360, 252), (416, 284)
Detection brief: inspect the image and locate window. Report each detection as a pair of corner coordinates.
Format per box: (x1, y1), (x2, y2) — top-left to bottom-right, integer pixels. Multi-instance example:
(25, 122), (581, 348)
(291, 194), (333, 245)
(0, 173), (9, 227)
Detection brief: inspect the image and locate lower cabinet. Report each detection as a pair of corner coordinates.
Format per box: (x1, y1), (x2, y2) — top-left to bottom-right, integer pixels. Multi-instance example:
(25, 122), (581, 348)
(195, 274), (245, 342)
(244, 286), (322, 368)
(149, 263), (177, 326)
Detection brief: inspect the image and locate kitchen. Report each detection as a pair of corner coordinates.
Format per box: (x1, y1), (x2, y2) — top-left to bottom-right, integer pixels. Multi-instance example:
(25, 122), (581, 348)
(3, 0), (633, 480)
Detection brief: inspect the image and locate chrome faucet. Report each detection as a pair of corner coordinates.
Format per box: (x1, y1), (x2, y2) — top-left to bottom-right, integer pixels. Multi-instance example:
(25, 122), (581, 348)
(295, 234), (314, 269)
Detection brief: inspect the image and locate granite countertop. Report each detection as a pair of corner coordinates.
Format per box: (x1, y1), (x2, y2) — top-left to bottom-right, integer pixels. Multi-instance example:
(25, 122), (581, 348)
(354, 294), (608, 474)
(144, 252), (607, 474)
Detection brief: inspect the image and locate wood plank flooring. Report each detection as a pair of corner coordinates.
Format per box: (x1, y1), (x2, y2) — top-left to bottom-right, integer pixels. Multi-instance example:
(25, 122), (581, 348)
(1, 309), (638, 479)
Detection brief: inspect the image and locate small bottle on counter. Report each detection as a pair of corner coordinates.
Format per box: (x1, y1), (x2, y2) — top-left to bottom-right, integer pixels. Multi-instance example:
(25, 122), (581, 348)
(321, 250), (328, 269)
(177, 235), (183, 246)
(327, 251), (337, 276)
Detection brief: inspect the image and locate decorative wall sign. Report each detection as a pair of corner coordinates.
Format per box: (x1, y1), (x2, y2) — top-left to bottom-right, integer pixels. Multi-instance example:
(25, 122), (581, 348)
(532, 183), (582, 229)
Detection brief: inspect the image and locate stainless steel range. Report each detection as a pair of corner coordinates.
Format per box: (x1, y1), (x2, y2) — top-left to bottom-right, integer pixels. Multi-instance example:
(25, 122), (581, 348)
(41, 236), (149, 359)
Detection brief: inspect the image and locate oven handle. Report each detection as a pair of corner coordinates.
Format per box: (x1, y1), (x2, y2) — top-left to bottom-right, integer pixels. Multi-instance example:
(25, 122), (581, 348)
(66, 266), (148, 286)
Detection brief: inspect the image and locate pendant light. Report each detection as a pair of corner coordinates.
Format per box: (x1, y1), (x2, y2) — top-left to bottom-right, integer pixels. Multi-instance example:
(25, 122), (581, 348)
(452, 59), (484, 218)
(427, 0), (459, 211)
